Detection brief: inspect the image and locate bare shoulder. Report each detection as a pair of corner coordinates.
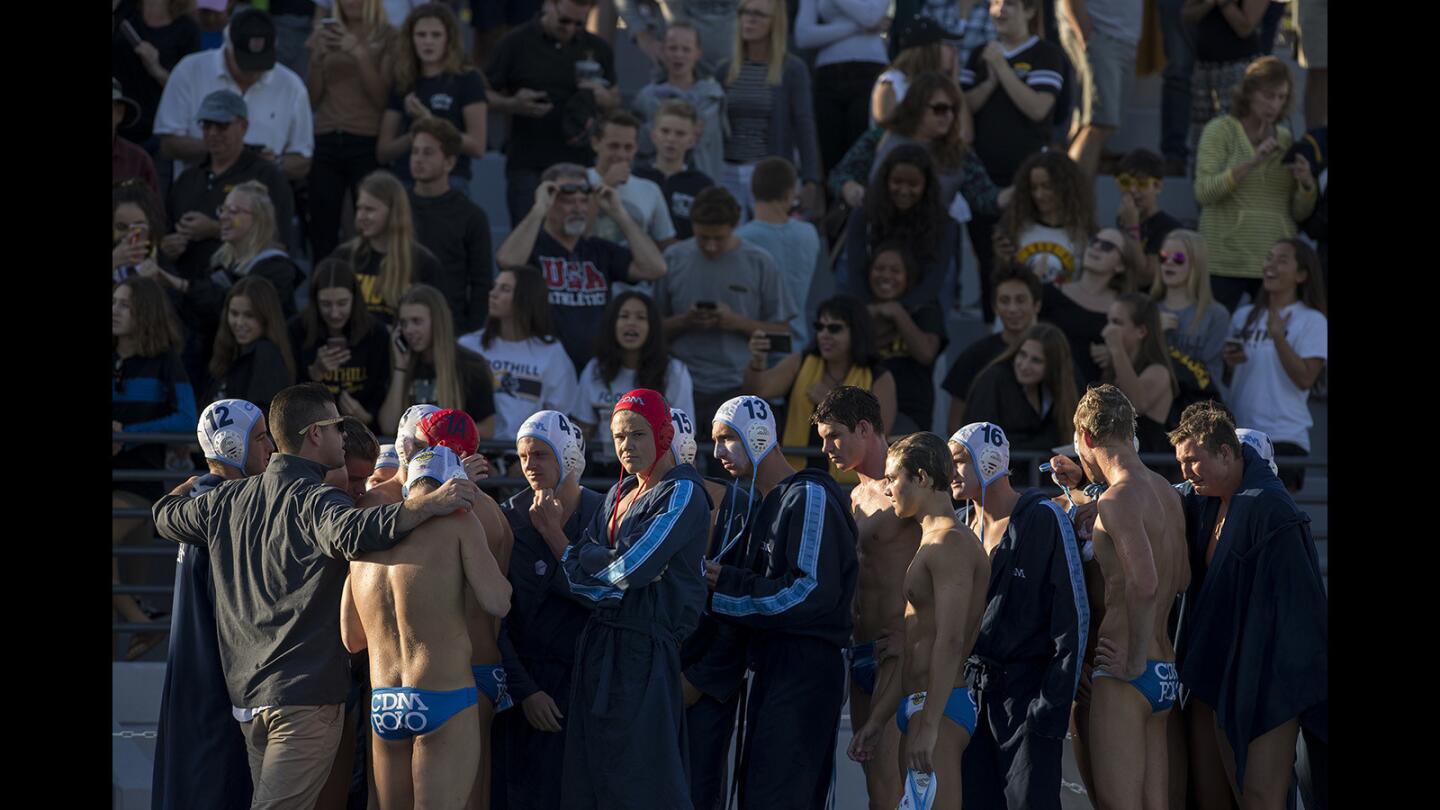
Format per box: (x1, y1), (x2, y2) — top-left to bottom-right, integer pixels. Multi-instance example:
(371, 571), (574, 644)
(933, 525), (983, 567)
(357, 481), (402, 508)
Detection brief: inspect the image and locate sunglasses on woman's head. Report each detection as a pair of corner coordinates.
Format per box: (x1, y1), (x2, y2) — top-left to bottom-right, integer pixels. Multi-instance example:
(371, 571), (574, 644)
(928, 103), (957, 116)
(1089, 237), (1120, 253)
(813, 321), (846, 335)
(1159, 250), (1187, 265)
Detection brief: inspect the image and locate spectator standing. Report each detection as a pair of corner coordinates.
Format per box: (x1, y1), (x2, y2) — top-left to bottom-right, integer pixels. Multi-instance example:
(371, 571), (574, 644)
(1184, 0), (1268, 170)
(1296, 0), (1326, 128)
(495, 163), (668, 370)
(1041, 226), (1139, 385)
(112, 0), (203, 149)
(160, 91), (296, 283)
(377, 3), (488, 192)
(745, 295), (898, 480)
(154, 7), (314, 181)
(1151, 229), (1230, 396)
(1194, 56), (1316, 311)
(587, 112), (678, 252)
(305, 0), (394, 262)
(658, 1), (742, 76)
(408, 117), (494, 333)
(633, 99), (718, 241)
(963, 321), (1079, 454)
(961, 0), (1065, 311)
(1056, 0), (1144, 179)
(658, 186), (793, 427)
(795, 0), (892, 176)
(209, 276), (297, 408)
(470, 0), (543, 72)
(1094, 292), (1179, 452)
(379, 283), (497, 435)
(487, 0), (620, 224)
(717, 0), (823, 217)
(869, 15), (960, 124)
(993, 150), (1096, 286)
(736, 157), (820, 348)
(1222, 238), (1325, 491)
(458, 267), (579, 440)
(330, 169), (442, 326)
(573, 291), (696, 448)
(289, 257), (393, 430)
(1156, 0), (1196, 173)
(632, 21), (727, 182)
(870, 72), (995, 214)
(862, 242), (947, 433)
(113, 79), (160, 198)
(151, 382), (482, 810)
(942, 264), (1042, 428)
(1114, 148), (1182, 289)
(269, 1), (319, 79)
(914, 0), (999, 67)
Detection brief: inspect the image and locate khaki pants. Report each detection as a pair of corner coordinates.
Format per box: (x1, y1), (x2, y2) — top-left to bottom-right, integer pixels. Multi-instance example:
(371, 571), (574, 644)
(241, 704), (345, 810)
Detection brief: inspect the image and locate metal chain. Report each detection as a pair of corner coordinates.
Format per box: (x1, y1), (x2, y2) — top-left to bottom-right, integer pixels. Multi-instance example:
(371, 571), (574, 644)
(112, 730), (158, 739)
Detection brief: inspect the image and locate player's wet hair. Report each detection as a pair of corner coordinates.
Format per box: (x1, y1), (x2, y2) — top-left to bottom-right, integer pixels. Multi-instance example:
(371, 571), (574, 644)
(342, 416), (380, 463)
(1168, 400), (1243, 459)
(887, 432), (952, 491)
(1074, 383), (1137, 446)
(811, 385), (883, 436)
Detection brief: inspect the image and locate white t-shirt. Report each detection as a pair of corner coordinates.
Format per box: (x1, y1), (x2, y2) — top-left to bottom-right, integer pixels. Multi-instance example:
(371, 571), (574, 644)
(1016, 222), (1081, 285)
(1227, 302), (1327, 451)
(153, 48), (314, 178)
(456, 330), (578, 441)
(587, 167), (677, 247)
(572, 358), (696, 461)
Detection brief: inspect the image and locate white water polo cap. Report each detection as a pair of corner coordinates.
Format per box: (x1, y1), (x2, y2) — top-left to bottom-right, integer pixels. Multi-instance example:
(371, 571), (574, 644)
(1236, 428), (1279, 476)
(197, 399), (263, 471)
(403, 445), (468, 497)
(713, 395), (777, 468)
(374, 444), (400, 470)
(670, 408), (698, 466)
(396, 404), (442, 462)
(517, 410), (587, 479)
(950, 422), (1011, 488)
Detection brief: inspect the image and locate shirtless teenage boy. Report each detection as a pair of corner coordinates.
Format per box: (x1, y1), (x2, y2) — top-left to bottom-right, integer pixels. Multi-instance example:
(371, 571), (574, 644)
(1072, 384), (1189, 810)
(818, 386), (919, 810)
(850, 432), (990, 810)
(342, 445), (512, 810)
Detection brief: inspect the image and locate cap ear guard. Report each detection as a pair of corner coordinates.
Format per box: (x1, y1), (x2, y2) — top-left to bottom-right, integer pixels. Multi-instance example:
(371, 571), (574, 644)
(198, 399), (262, 471)
(950, 422), (1011, 488)
(517, 411), (588, 480)
(670, 408), (698, 466)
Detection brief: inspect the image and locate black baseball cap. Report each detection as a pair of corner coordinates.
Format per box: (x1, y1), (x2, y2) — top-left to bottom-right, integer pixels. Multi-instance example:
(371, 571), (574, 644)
(893, 17), (962, 53)
(229, 7), (277, 73)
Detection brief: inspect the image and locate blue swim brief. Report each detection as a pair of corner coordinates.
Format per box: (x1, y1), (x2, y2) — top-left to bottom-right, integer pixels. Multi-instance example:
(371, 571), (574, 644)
(895, 688), (978, 737)
(472, 664), (514, 712)
(848, 641), (878, 695)
(1095, 659), (1179, 713)
(370, 686), (477, 741)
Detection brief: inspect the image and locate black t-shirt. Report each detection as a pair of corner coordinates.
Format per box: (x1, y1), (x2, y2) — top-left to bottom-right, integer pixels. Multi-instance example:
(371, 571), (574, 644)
(410, 350), (497, 428)
(875, 302), (948, 431)
(112, 1), (202, 142)
(942, 332), (1010, 401)
(529, 230), (633, 370)
(486, 20), (617, 174)
(287, 318), (393, 428)
(633, 164), (715, 241)
(409, 189), (494, 333)
(1041, 285), (1109, 386)
(387, 70), (488, 180)
(330, 241), (442, 326)
(1137, 209), (1183, 256)
(1195, 8), (1263, 63)
(964, 361), (1065, 457)
(961, 36), (1065, 186)
(211, 338), (294, 410)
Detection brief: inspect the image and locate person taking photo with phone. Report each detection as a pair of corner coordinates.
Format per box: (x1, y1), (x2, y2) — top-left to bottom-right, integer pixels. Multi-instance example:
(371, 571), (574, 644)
(289, 257), (393, 431)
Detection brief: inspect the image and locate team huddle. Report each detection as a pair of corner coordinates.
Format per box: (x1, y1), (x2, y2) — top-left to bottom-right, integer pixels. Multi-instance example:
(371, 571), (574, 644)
(151, 379), (1326, 810)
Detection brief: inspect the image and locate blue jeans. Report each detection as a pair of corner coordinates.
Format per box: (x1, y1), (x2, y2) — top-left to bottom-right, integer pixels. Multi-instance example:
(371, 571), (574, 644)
(1158, 0), (1195, 162)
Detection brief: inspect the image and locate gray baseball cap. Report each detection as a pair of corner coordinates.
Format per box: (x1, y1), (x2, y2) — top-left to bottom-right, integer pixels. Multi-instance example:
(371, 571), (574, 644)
(195, 90), (249, 124)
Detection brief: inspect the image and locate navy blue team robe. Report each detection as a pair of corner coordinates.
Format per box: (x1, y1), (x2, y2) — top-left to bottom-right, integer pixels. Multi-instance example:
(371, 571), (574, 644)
(710, 468), (859, 810)
(961, 488), (1088, 810)
(560, 464), (712, 809)
(151, 474), (252, 810)
(1175, 445), (1327, 792)
(492, 486), (606, 810)
(680, 477), (754, 810)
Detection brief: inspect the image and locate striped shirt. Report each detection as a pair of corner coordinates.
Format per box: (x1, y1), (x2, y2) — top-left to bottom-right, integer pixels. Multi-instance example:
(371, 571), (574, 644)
(1195, 116), (1317, 279)
(920, 0), (998, 67)
(724, 61), (773, 163)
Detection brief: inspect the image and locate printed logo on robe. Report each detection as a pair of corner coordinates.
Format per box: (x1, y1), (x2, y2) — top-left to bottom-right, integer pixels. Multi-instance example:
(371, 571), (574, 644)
(671, 192), (695, 220)
(539, 255), (610, 308)
(1012, 568), (1025, 579)
(1016, 241), (1076, 285)
(534, 559), (548, 577)
(371, 692), (431, 735)
(427, 93), (455, 113)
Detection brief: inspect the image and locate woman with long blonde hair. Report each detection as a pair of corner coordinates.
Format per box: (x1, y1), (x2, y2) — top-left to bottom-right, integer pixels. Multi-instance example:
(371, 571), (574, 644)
(379, 283), (495, 437)
(716, 0), (823, 216)
(331, 170), (440, 325)
(1150, 229), (1230, 390)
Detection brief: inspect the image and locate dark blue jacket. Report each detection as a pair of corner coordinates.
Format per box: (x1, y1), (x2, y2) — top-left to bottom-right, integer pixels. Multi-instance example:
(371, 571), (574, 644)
(1175, 445), (1327, 790)
(680, 477), (755, 702)
(710, 468), (858, 648)
(498, 486), (605, 702)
